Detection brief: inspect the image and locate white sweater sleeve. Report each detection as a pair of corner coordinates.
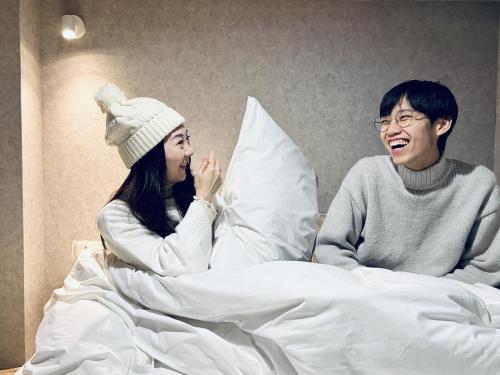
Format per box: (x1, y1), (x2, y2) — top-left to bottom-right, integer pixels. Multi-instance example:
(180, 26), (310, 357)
(97, 199), (216, 276)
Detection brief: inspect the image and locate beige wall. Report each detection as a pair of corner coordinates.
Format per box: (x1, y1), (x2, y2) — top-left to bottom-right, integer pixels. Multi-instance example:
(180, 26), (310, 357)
(0, 0), (44, 366)
(20, 0), (44, 359)
(497, 6), (500, 182)
(0, 0), (25, 368)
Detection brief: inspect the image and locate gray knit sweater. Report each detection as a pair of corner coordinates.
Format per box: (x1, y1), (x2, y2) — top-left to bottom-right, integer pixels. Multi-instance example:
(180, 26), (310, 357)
(314, 155), (500, 287)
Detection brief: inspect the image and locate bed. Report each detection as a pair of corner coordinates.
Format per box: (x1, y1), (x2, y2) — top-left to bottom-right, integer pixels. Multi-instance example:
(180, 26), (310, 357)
(18, 97), (500, 375)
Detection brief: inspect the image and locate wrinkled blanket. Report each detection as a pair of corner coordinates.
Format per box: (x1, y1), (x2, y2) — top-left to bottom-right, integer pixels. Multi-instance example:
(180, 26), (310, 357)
(20, 246), (500, 375)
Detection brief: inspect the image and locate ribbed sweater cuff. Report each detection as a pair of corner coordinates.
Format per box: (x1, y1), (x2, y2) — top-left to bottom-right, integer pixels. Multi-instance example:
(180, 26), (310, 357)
(176, 200), (215, 240)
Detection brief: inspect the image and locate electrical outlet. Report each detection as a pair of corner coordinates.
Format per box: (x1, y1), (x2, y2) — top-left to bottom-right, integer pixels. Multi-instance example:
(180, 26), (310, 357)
(71, 240), (102, 259)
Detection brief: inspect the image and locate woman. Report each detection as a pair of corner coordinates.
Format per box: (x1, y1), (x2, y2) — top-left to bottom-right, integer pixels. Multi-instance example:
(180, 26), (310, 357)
(17, 84), (223, 375)
(95, 83), (222, 276)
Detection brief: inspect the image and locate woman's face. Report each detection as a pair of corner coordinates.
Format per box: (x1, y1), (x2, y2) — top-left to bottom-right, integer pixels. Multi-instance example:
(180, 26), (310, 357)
(164, 125), (194, 184)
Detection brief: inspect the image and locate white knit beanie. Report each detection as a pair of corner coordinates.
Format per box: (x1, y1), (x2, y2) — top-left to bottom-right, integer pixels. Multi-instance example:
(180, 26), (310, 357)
(94, 83), (185, 168)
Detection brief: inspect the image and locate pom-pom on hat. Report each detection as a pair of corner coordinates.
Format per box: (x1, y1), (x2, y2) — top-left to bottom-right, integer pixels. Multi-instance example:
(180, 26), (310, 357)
(95, 83), (185, 168)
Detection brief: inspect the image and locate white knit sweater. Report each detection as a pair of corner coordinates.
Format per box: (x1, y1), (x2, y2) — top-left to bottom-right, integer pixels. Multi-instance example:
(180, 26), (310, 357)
(314, 156), (500, 287)
(97, 188), (216, 276)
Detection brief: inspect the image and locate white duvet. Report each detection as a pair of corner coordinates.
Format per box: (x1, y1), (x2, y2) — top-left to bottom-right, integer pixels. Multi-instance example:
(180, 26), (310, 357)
(19, 245), (500, 375)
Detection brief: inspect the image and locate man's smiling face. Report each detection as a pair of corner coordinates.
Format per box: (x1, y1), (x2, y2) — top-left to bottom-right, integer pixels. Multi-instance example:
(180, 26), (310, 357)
(379, 97), (442, 171)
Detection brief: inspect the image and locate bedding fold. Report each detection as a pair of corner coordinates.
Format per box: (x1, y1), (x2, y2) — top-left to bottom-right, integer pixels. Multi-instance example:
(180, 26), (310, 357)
(19, 247), (500, 374)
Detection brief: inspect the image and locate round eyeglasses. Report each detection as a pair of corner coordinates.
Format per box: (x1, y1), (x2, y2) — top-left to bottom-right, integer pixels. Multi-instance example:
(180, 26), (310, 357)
(373, 110), (427, 132)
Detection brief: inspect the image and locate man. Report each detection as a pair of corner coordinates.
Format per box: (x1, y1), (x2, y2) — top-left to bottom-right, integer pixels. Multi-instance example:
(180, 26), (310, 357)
(314, 80), (500, 287)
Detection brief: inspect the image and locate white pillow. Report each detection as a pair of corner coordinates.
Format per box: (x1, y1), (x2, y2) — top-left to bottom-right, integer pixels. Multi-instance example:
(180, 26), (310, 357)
(210, 97), (319, 269)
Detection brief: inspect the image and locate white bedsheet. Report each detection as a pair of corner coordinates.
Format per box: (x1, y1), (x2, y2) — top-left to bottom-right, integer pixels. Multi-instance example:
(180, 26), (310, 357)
(20, 246), (500, 375)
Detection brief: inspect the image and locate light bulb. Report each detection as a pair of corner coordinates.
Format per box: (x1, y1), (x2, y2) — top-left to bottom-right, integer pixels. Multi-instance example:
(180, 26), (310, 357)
(61, 15), (86, 40)
(62, 29), (76, 39)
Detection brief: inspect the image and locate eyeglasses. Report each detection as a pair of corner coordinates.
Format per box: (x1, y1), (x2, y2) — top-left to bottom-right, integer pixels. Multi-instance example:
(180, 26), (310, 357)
(373, 110), (427, 132)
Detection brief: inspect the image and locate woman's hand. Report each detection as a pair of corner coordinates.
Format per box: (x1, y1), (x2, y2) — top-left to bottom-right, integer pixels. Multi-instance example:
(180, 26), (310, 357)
(194, 150), (222, 202)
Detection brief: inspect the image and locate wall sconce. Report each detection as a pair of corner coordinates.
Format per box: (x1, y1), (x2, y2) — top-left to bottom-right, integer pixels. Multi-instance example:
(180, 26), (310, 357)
(61, 15), (86, 40)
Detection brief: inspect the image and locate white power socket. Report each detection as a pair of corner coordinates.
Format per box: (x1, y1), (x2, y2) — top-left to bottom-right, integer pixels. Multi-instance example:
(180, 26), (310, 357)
(71, 240), (102, 259)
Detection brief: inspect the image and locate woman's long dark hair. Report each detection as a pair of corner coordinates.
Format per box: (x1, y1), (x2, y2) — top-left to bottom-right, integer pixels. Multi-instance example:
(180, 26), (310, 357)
(107, 141), (195, 237)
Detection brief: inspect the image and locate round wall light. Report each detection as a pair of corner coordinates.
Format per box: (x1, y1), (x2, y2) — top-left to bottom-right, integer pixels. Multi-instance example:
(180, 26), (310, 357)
(61, 15), (86, 40)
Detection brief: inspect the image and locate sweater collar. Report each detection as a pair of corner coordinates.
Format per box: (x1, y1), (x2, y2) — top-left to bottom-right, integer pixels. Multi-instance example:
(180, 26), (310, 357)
(396, 156), (449, 191)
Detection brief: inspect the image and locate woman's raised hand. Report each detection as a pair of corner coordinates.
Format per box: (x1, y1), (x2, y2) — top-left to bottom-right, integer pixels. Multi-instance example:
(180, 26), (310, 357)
(194, 150), (222, 202)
